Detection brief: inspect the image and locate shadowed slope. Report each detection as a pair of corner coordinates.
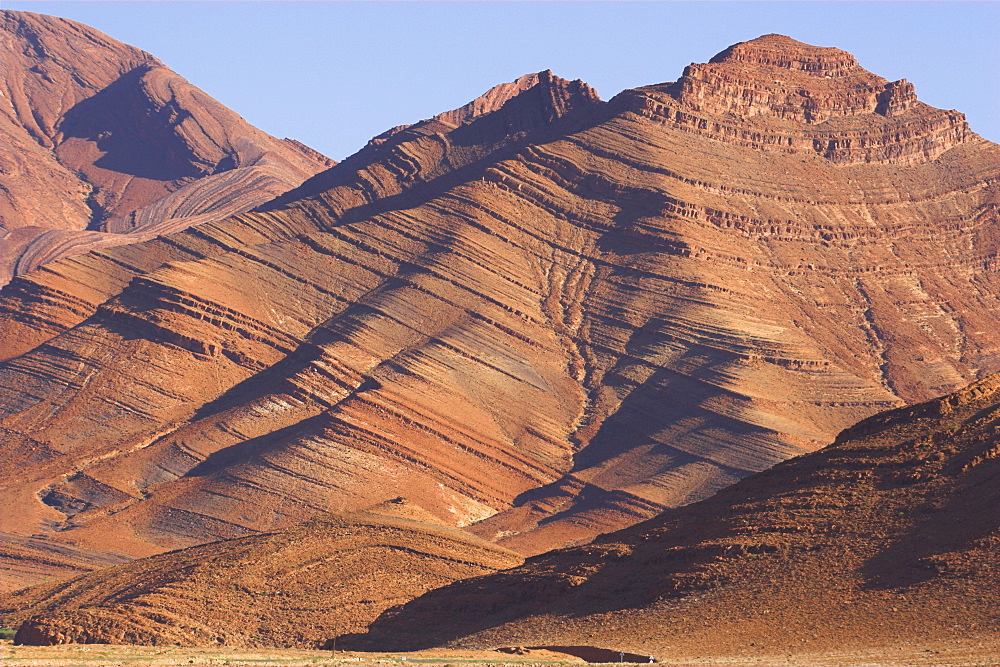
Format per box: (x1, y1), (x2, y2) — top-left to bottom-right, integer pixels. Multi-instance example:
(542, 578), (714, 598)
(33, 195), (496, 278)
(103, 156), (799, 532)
(5, 499), (522, 648)
(344, 374), (1000, 659)
(1, 34), (1000, 583)
(0, 10), (332, 284)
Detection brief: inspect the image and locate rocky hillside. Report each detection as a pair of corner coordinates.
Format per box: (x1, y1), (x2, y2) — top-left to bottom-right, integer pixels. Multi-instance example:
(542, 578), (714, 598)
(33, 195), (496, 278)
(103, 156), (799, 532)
(5, 499), (522, 648)
(0, 10), (332, 285)
(1, 32), (999, 590)
(344, 374), (1000, 660)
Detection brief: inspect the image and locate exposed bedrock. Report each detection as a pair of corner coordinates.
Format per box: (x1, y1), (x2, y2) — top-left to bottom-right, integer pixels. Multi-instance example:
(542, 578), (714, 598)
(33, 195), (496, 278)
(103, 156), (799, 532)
(6, 502), (522, 647)
(1, 32), (999, 578)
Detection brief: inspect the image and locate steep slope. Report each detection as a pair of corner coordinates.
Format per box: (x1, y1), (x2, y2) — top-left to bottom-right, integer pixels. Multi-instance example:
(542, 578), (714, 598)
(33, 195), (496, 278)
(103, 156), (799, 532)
(1, 34), (1000, 584)
(5, 499), (522, 648)
(345, 374), (1000, 660)
(0, 10), (332, 284)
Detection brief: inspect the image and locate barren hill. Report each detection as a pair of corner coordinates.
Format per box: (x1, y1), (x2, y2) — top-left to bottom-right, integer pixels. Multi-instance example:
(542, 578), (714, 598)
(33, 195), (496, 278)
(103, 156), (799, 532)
(1, 32), (1000, 589)
(5, 499), (522, 648)
(344, 374), (1000, 659)
(0, 10), (332, 285)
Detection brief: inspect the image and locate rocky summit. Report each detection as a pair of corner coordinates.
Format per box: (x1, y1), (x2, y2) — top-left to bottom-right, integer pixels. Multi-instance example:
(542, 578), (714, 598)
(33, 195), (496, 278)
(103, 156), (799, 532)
(1, 21), (999, 640)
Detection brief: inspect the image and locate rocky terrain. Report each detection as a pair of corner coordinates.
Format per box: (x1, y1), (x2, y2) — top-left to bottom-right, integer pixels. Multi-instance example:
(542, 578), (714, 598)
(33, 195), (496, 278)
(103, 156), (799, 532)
(0, 10), (332, 285)
(4, 498), (521, 647)
(344, 374), (1000, 660)
(1, 25), (1000, 607)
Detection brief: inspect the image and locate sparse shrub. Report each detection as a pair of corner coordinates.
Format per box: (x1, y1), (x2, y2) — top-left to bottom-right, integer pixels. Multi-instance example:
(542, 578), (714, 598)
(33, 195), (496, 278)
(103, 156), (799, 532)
(0, 627), (15, 640)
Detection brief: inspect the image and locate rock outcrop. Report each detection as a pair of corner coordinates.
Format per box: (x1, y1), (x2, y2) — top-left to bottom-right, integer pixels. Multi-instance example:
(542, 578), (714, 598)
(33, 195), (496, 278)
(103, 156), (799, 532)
(1, 30), (999, 589)
(6, 500), (521, 648)
(344, 375), (1000, 659)
(661, 35), (969, 164)
(0, 10), (333, 285)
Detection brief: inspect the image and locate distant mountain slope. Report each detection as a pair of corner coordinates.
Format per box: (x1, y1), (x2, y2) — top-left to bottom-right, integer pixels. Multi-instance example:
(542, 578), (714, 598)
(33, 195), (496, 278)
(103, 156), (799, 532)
(0, 534), (131, 596)
(5, 499), (522, 648)
(0, 10), (332, 284)
(345, 374), (1000, 659)
(1, 32), (999, 587)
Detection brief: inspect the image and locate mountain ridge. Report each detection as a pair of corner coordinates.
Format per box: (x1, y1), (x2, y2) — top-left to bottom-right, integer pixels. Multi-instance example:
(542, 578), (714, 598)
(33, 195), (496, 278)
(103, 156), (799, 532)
(1, 27), (999, 591)
(6, 500), (523, 648)
(0, 10), (333, 285)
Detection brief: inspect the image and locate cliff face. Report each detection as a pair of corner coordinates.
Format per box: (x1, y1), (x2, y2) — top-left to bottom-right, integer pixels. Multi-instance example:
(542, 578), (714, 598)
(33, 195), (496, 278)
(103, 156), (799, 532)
(665, 34), (968, 164)
(0, 10), (332, 285)
(1, 31), (999, 590)
(344, 374), (1000, 659)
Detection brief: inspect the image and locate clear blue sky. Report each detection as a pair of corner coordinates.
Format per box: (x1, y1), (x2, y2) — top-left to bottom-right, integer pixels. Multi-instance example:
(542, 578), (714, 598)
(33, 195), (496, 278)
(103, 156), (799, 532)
(6, 1), (999, 160)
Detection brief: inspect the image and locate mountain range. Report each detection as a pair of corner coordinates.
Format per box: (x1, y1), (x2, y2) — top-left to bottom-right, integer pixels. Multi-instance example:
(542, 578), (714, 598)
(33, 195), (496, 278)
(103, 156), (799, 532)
(343, 374), (1000, 658)
(1, 10), (998, 660)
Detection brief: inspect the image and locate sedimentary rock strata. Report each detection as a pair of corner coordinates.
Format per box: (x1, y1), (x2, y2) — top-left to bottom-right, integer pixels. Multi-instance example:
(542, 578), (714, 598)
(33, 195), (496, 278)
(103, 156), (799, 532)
(1, 31), (999, 585)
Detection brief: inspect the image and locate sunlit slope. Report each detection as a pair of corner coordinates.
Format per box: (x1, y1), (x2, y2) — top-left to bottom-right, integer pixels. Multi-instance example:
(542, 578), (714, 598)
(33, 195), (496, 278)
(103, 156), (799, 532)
(0, 10), (331, 285)
(7, 500), (522, 648)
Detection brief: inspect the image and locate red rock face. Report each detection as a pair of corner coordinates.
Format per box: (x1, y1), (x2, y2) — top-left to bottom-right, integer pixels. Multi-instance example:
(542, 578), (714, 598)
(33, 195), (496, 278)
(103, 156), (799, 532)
(1, 30), (999, 589)
(0, 10), (333, 285)
(634, 35), (972, 165)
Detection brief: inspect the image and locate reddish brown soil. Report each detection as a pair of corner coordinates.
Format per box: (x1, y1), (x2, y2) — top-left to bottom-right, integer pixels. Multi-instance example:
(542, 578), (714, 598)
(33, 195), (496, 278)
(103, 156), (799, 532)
(1, 32), (1000, 591)
(344, 375), (1000, 660)
(2, 499), (521, 648)
(0, 10), (332, 285)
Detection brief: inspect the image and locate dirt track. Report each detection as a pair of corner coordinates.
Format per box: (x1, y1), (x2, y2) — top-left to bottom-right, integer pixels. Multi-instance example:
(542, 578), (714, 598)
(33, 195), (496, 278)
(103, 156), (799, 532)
(2, 639), (998, 667)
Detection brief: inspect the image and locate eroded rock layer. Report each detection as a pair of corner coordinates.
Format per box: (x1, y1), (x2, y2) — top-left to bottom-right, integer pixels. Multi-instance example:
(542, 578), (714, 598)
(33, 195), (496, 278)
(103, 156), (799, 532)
(5, 500), (522, 647)
(1, 34), (999, 581)
(0, 10), (332, 284)
(345, 375), (1000, 659)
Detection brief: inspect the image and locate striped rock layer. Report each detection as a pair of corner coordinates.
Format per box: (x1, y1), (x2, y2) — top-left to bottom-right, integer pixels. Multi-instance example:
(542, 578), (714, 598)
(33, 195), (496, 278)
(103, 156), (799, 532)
(0, 10), (332, 285)
(1, 34), (999, 587)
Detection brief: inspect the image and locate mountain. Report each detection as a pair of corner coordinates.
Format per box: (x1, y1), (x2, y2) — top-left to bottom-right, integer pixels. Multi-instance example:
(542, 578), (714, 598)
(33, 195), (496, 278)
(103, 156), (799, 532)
(343, 374), (1000, 660)
(1, 30), (1000, 590)
(0, 10), (332, 285)
(6, 499), (522, 647)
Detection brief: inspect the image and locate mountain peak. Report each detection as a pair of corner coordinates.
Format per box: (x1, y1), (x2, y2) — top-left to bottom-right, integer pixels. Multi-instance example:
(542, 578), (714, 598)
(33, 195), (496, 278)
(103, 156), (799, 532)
(0, 9), (332, 284)
(605, 33), (975, 164)
(433, 69), (600, 127)
(675, 34), (903, 123)
(708, 34), (860, 76)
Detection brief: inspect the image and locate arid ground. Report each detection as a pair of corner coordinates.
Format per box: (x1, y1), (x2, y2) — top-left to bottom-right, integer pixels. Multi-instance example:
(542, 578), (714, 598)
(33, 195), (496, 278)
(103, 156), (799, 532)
(2, 640), (1000, 667)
